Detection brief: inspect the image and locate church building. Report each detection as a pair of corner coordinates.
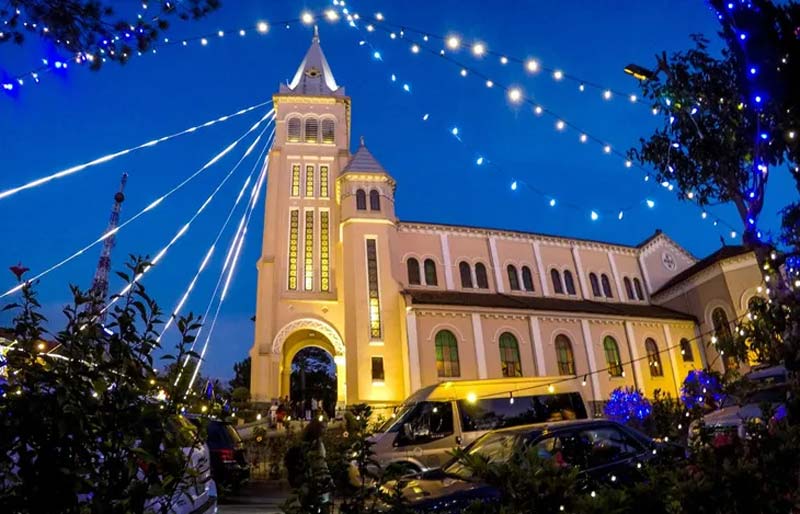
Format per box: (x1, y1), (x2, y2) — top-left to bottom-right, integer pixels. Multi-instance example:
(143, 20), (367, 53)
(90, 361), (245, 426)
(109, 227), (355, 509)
(249, 33), (764, 413)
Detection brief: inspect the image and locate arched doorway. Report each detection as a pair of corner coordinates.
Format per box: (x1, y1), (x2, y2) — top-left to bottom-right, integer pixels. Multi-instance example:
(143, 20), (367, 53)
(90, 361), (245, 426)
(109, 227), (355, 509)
(273, 318), (347, 412)
(290, 347), (336, 419)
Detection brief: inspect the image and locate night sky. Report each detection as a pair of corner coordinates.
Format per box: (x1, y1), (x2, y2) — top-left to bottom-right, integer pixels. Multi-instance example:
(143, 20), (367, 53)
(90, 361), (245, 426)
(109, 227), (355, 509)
(1, 1), (795, 380)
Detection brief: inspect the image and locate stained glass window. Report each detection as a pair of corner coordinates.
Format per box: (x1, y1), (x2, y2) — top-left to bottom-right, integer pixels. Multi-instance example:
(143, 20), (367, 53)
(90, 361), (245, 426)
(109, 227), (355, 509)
(290, 164), (301, 197)
(287, 209), (299, 290)
(319, 165), (329, 198)
(305, 164), (315, 197)
(320, 210), (330, 292)
(604, 336), (623, 377)
(435, 330), (460, 377)
(304, 210), (314, 291)
(366, 239), (382, 339)
(645, 338), (663, 377)
(499, 333), (522, 377)
(555, 335), (575, 375)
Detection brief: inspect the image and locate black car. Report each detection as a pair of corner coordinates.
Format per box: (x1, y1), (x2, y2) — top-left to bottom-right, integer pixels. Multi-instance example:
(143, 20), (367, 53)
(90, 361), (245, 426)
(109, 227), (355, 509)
(188, 417), (250, 491)
(399, 419), (675, 513)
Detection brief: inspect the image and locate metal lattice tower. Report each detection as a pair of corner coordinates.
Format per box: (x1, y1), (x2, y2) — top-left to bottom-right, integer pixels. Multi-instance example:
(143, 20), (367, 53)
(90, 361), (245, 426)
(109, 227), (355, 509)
(89, 172), (127, 319)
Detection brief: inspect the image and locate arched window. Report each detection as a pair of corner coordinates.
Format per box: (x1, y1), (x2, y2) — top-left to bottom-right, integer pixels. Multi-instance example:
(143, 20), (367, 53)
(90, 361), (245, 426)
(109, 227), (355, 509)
(555, 335), (575, 375)
(304, 117), (319, 143)
(551, 269), (564, 294)
(435, 330), (460, 377)
(680, 338), (694, 362)
(623, 277), (635, 300)
(589, 273), (601, 297)
(369, 189), (381, 211)
(407, 258), (421, 285)
(645, 338), (663, 377)
(499, 333), (522, 377)
(321, 118), (335, 144)
(459, 261), (473, 288)
(603, 336), (623, 377)
(475, 263), (489, 289)
(564, 270), (577, 295)
(287, 117), (301, 142)
(601, 274), (613, 298)
(633, 278), (645, 300)
(521, 266), (534, 291)
(424, 259), (438, 286)
(355, 189), (367, 210)
(712, 307), (737, 371)
(507, 265), (520, 291)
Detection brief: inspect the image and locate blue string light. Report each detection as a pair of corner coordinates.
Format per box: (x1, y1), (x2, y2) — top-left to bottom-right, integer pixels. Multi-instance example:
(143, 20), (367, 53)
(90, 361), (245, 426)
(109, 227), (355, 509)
(604, 387), (652, 423)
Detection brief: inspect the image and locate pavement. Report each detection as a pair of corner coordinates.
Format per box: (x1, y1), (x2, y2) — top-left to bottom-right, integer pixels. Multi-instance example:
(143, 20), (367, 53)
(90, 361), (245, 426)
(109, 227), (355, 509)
(218, 480), (289, 514)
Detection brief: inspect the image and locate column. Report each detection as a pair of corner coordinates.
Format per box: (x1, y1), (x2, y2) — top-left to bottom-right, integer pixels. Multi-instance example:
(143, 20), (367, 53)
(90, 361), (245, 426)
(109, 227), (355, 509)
(406, 309), (421, 392)
(579, 320), (601, 402)
(571, 246), (589, 298)
(528, 316), (547, 375)
(637, 253), (654, 295)
(533, 241), (549, 295)
(662, 324), (682, 396)
(471, 313), (488, 378)
(623, 321), (644, 391)
(607, 252), (625, 300)
(489, 237), (505, 293)
(440, 233), (454, 290)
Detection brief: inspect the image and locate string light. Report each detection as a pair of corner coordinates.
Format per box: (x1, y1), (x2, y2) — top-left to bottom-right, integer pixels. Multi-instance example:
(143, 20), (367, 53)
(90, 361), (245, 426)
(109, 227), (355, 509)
(507, 87), (522, 103)
(157, 129), (274, 341)
(0, 101), (270, 201)
(0, 110), (274, 299)
(446, 35), (460, 50)
(301, 11), (314, 24)
(471, 42), (486, 57)
(525, 59), (540, 73)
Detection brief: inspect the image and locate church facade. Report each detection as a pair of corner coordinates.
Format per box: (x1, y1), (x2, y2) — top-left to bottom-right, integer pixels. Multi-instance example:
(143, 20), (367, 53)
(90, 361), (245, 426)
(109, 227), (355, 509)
(249, 34), (764, 412)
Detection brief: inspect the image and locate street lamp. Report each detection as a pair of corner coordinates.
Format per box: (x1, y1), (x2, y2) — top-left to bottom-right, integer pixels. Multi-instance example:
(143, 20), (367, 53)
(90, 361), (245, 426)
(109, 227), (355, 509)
(624, 63), (656, 81)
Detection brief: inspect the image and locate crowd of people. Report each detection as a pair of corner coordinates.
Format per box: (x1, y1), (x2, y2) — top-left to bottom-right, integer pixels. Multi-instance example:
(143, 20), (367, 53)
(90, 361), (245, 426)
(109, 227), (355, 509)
(267, 396), (331, 427)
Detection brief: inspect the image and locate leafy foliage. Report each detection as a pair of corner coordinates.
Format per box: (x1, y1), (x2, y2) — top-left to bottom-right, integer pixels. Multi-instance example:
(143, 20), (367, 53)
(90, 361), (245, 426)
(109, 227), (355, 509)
(1, 0), (220, 70)
(230, 356), (250, 390)
(0, 257), (206, 513)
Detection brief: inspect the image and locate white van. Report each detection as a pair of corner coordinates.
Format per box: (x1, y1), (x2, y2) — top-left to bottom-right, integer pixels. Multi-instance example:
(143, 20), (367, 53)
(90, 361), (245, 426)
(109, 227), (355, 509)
(370, 377), (589, 473)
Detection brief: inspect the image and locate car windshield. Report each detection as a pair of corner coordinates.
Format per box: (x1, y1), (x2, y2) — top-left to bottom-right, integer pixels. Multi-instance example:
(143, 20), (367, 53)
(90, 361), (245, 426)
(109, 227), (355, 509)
(721, 385), (786, 407)
(377, 402), (418, 433)
(442, 432), (521, 479)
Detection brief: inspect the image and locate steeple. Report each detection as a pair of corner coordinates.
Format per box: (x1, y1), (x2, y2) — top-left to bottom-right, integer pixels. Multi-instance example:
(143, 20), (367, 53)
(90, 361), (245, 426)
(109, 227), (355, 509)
(342, 137), (388, 174)
(281, 27), (343, 96)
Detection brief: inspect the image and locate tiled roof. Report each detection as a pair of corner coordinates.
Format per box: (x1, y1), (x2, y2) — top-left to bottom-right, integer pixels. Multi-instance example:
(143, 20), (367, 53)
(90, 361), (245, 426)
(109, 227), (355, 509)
(652, 245), (753, 296)
(342, 139), (387, 173)
(281, 28), (342, 96)
(405, 290), (697, 321)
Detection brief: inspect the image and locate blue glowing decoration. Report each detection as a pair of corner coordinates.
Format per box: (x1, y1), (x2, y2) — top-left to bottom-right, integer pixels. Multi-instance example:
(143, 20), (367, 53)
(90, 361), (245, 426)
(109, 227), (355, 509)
(755, 95), (763, 103)
(750, 67), (757, 75)
(760, 133), (768, 140)
(604, 387), (652, 424)
(681, 370), (723, 410)
(740, 33), (747, 40)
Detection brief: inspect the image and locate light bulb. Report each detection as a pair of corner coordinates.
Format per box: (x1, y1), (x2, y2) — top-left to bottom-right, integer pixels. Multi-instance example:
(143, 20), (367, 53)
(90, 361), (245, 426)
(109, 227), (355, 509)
(476, 157), (484, 165)
(200, 38), (208, 45)
(625, 160), (632, 168)
(486, 80), (494, 88)
(603, 145), (612, 153)
(553, 70), (564, 80)
(239, 29), (246, 36)
(511, 181), (518, 190)
(629, 94), (637, 102)
(366, 24), (374, 32)
(325, 9), (339, 21)
(548, 384), (555, 393)
(579, 134), (588, 143)
(591, 211), (599, 221)
(555, 120), (565, 131)
(451, 127), (459, 136)
(500, 56), (508, 65)
(460, 68), (467, 77)
(375, 12), (384, 20)
(603, 90), (612, 100)
(472, 42), (486, 56)
(525, 59), (539, 73)
(646, 199), (655, 208)
(446, 35), (460, 50)
(618, 211), (624, 220)
(411, 44), (419, 54)
(549, 199), (556, 207)
(301, 11), (314, 24)
(508, 87), (522, 103)
(534, 105), (544, 115)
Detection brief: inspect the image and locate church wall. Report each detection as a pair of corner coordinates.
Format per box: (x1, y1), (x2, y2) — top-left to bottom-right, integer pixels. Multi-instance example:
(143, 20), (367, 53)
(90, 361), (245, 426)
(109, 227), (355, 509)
(537, 317), (589, 378)
(414, 312), (479, 385)
(448, 234), (494, 290)
(537, 244), (580, 296)
(394, 230), (446, 289)
(479, 315), (536, 377)
(494, 238), (542, 295)
(639, 239), (696, 294)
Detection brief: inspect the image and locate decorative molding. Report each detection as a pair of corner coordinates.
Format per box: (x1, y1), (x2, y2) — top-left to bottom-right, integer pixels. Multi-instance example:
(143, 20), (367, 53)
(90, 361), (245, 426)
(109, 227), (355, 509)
(623, 321), (644, 391)
(607, 252), (626, 301)
(271, 317), (345, 356)
(489, 237), (505, 293)
(571, 247), (589, 299)
(532, 242), (549, 296)
(529, 317), (547, 376)
(406, 310), (421, 392)
(471, 314), (488, 379)
(580, 320), (601, 402)
(440, 233), (455, 290)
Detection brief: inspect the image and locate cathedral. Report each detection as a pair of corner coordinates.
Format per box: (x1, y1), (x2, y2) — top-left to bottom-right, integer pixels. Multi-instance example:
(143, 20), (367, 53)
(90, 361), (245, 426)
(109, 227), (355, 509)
(249, 32), (763, 413)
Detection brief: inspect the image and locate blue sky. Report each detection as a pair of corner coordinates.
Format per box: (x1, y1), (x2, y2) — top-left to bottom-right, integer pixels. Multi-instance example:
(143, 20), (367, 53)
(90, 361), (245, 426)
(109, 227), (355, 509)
(1, 0), (795, 380)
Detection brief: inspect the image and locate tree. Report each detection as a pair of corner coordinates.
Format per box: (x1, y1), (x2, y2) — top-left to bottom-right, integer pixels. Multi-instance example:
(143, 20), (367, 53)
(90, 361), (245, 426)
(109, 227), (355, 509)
(230, 356), (250, 390)
(0, 257), (205, 513)
(290, 347), (337, 417)
(1, 1), (220, 70)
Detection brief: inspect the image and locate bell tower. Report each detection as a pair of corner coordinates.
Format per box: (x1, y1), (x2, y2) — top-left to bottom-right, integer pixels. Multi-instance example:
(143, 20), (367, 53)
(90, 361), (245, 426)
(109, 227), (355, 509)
(251, 28), (352, 405)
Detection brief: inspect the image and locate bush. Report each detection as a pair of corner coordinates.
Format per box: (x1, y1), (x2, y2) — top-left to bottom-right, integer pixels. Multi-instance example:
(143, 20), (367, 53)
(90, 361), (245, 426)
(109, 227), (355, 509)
(0, 258), (205, 514)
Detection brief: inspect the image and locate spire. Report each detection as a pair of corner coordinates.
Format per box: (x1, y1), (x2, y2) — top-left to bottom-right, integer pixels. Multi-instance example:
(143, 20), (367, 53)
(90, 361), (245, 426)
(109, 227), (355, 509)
(281, 27), (342, 96)
(343, 140), (387, 174)
(89, 172), (127, 321)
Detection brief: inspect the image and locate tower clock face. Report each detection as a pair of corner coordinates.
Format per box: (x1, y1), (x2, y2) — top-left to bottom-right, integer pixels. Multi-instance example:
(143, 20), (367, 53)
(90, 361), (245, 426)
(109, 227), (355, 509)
(662, 251), (677, 271)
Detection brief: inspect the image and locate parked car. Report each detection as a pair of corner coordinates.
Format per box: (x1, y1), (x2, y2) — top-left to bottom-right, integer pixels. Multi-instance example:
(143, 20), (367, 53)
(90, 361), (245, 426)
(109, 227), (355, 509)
(691, 364), (788, 442)
(371, 377), (589, 473)
(188, 416), (250, 492)
(397, 419), (673, 513)
(142, 414), (218, 514)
